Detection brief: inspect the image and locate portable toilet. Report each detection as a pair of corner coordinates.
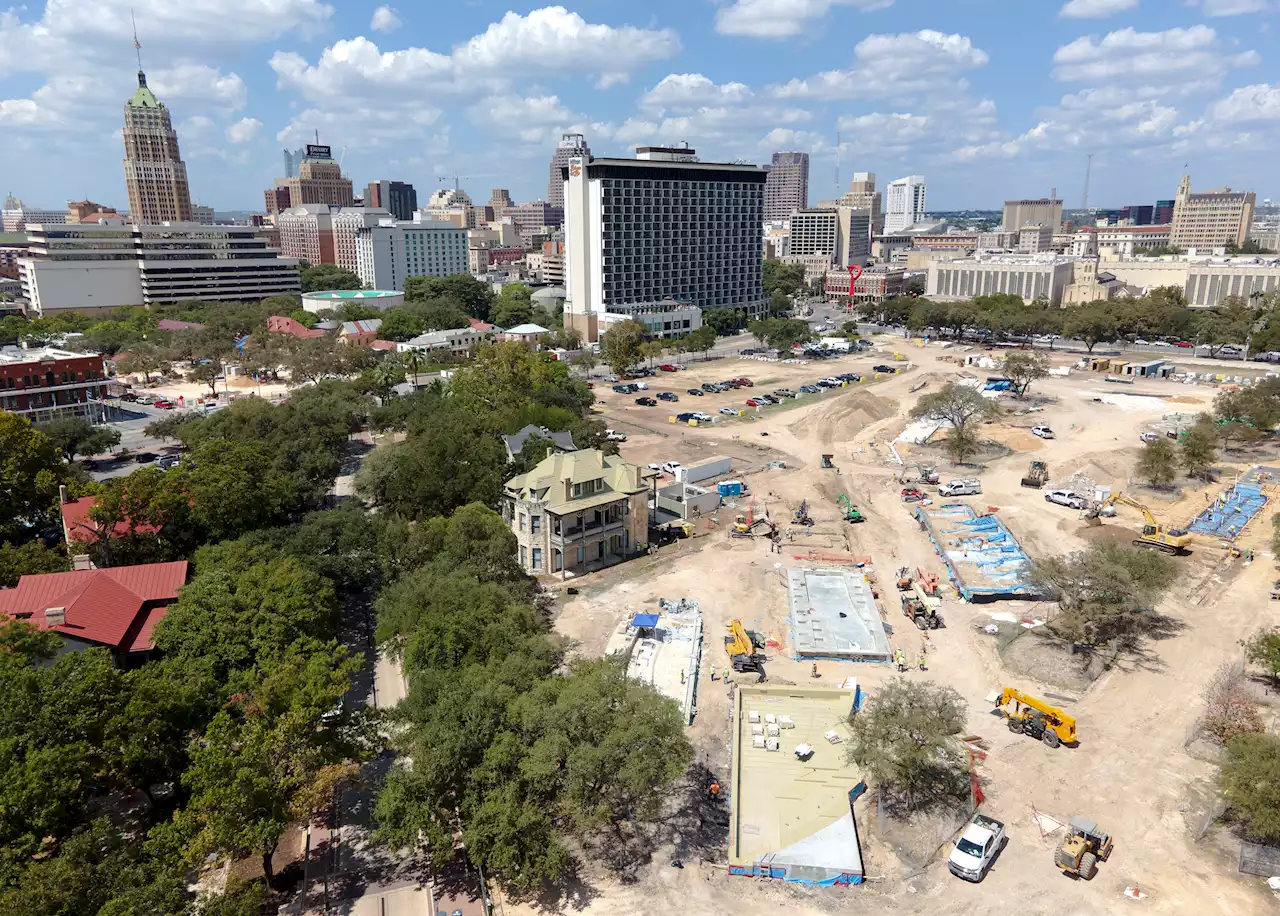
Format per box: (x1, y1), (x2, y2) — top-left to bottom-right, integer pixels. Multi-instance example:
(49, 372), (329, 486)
(717, 480), (744, 497)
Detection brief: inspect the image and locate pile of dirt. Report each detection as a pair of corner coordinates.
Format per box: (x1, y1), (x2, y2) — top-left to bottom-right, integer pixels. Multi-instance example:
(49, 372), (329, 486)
(788, 391), (899, 445)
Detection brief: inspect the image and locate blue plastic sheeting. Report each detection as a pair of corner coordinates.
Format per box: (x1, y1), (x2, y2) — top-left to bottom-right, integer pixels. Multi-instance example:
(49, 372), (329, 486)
(1188, 481), (1267, 540)
(915, 503), (1035, 600)
(631, 613), (660, 629)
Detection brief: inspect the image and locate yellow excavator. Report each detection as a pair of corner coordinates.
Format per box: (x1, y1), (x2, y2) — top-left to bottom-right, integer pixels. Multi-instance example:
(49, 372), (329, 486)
(994, 687), (1077, 749)
(731, 513), (778, 539)
(1089, 493), (1192, 555)
(725, 619), (764, 672)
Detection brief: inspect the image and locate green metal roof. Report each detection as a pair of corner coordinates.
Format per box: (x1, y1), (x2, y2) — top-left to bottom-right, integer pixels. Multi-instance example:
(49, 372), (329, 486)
(306, 289), (398, 299)
(128, 72), (164, 109)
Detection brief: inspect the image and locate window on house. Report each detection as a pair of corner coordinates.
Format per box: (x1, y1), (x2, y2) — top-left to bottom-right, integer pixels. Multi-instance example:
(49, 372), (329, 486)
(532, 547), (542, 570)
(519, 513), (526, 531)
(531, 515), (541, 534)
(520, 545), (527, 566)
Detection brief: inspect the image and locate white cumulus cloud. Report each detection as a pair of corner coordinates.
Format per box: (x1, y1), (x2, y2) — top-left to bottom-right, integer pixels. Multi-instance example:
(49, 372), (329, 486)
(715, 0), (894, 39)
(1210, 83), (1280, 121)
(226, 116), (262, 142)
(1060, 0), (1140, 19)
(370, 6), (402, 32)
(641, 74), (754, 110)
(1186, 0), (1272, 14)
(1052, 26), (1257, 85)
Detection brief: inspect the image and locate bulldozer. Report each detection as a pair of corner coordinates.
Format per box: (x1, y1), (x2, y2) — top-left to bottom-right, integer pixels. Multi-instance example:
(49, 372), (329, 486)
(837, 493), (865, 523)
(725, 619), (764, 672)
(793, 499), (814, 527)
(1055, 816), (1113, 880)
(1021, 460), (1048, 489)
(896, 567), (943, 629)
(1087, 493), (1192, 555)
(993, 687), (1077, 749)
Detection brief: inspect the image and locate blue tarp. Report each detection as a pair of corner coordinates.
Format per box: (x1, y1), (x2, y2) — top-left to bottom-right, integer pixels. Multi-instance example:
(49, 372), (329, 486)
(1188, 481), (1267, 540)
(632, 613), (660, 629)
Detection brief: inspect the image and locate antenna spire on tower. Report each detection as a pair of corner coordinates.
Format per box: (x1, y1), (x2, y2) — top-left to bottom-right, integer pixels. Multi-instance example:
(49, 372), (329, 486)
(131, 8), (143, 72)
(1081, 153), (1094, 212)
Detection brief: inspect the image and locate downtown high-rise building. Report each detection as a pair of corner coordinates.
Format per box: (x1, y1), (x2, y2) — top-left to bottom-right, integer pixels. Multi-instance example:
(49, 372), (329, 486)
(763, 151), (809, 221)
(547, 133), (591, 210)
(364, 180), (418, 221)
(562, 146), (766, 342)
(282, 147), (306, 178)
(1002, 197), (1063, 233)
(840, 172), (882, 233)
(1170, 174), (1256, 250)
(122, 69), (192, 224)
(884, 176), (926, 234)
(264, 144), (354, 215)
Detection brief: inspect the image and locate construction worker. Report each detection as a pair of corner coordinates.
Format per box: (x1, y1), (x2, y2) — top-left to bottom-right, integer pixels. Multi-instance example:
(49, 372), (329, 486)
(918, 652), (928, 671)
(895, 648), (907, 673)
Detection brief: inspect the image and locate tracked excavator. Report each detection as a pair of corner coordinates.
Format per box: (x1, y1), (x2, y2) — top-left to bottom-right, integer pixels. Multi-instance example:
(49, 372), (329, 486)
(1087, 493), (1192, 555)
(837, 493), (865, 523)
(730, 513), (778, 538)
(725, 619), (764, 672)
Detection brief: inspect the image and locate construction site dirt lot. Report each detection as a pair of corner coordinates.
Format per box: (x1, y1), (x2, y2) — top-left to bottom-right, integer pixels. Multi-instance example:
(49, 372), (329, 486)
(500, 337), (1280, 916)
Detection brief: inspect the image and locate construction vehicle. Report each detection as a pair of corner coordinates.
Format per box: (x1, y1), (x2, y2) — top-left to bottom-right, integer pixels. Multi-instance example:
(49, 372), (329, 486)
(1054, 816), (1113, 880)
(658, 519), (693, 539)
(994, 687), (1077, 748)
(837, 493), (864, 523)
(730, 513), (778, 539)
(821, 454), (836, 469)
(725, 619), (764, 672)
(793, 500), (814, 527)
(896, 567), (943, 629)
(1021, 460), (1048, 489)
(898, 464), (939, 486)
(1088, 493), (1192, 555)
(901, 487), (925, 503)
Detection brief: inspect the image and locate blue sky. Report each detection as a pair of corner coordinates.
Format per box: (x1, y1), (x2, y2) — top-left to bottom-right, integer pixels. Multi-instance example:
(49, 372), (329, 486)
(1, 0), (1277, 213)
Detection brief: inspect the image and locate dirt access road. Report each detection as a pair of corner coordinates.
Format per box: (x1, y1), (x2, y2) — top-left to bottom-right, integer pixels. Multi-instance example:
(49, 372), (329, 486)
(502, 336), (1277, 916)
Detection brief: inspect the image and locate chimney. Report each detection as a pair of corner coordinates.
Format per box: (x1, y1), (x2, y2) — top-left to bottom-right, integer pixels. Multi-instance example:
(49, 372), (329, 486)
(59, 484), (70, 505)
(44, 607), (66, 627)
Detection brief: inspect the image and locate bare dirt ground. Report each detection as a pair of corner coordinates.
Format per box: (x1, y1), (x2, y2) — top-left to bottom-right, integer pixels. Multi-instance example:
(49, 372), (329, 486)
(500, 336), (1280, 916)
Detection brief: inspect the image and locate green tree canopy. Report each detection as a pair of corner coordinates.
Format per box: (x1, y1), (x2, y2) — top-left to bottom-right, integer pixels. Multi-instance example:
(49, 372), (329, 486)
(0, 412), (66, 543)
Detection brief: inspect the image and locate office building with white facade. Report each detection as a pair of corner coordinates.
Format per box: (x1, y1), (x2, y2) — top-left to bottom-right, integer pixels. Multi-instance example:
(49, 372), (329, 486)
(927, 254), (1075, 307)
(1002, 198), (1063, 233)
(355, 217), (468, 291)
(884, 176), (926, 233)
(18, 220), (299, 314)
(561, 147), (766, 342)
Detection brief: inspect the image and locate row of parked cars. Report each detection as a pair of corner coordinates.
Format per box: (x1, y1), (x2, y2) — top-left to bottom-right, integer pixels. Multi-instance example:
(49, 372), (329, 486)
(119, 392), (176, 409)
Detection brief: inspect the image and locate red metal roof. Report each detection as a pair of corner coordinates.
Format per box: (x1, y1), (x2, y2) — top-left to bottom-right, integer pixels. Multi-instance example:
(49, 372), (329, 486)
(0, 561), (188, 653)
(60, 496), (160, 544)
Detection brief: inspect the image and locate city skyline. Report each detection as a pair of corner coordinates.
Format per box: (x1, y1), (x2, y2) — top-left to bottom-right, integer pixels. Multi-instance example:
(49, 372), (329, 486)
(0, 1), (1278, 212)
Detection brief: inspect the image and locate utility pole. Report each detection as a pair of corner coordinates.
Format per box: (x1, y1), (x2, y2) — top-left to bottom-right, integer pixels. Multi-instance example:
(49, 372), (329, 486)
(1081, 153), (1094, 212)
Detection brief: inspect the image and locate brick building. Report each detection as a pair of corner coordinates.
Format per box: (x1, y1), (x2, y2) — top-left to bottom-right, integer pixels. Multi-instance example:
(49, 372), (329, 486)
(0, 346), (109, 422)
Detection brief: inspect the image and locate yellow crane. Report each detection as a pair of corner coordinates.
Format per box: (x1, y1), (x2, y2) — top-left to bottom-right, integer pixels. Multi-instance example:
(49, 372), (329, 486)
(994, 687), (1077, 748)
(1091, 493), (1192, 555)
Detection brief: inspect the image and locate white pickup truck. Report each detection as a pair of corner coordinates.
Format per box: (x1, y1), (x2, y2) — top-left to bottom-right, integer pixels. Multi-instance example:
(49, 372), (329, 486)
(947, 813), (1006, 882)
(938, 478), (983, 498)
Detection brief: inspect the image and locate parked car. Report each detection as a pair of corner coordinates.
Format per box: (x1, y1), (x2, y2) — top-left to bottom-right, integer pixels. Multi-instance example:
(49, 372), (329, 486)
(612, 384), (630, 393)
(719, 407), (741, 416)
(605, 429), (627, 442)
(948, 814), (1006, 882)
(687, 388), (704, 396)
(872, 364), (897, 374)
(658, 364), (679, 372)
(702, 383), (719, 393)
(152, 399), (175, 409)
(661, 461), (682, 475)
(800, 384), (822, 394)
(733, 377), (754, 387)
(838, 373), (861, 382)
(1172, 341), (1192, 348)
(658, 391), (679, 402)
(691, 412), (713, 422)
(938, 478), (982, 497)
(119, 392), (139, 402)
(603, 375), (620, 382)
(745, 398), (763, 407)
(158, 455), (181, 470)
(1139, 431), (1160, 443)
(773, 388), (796, 398)
(635, 396), (657, 406)
(634, 381), (649, 390)
(675, 412), (695, 422)
(134, 394), (156, 405)
(1045, 489), (1085, 509)
(1032, 425), (1055, 439)
(133, 452), (158, 464)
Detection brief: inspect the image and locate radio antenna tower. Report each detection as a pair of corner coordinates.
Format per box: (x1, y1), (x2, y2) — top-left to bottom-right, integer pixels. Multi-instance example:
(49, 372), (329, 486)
(1081, 153), (1094, 211)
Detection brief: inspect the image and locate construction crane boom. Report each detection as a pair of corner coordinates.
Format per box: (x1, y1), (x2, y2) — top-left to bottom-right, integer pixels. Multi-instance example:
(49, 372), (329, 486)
(1081, 153), (1094, 212)
(437, 174), (472, 190)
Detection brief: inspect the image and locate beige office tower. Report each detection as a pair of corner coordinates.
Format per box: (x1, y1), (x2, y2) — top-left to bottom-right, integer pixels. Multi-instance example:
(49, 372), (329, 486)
(1170, 174), (1256, 250)
(122, 70), (192, 224)
(841, 172), (882, 233)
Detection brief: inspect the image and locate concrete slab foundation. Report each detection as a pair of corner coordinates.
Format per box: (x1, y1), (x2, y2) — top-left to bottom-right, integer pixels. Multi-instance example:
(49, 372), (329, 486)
(914, 502), (1034, 600)
(605, 599), (703, 725)
(787, 568), (892, 662)
(728, 685), (866, 886)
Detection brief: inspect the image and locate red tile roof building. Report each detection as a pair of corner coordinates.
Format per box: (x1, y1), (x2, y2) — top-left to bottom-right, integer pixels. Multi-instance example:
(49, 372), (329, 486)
(266, 315), (326, 339)
(59, 494), (160, 545)
(0, 561), (188, 656)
